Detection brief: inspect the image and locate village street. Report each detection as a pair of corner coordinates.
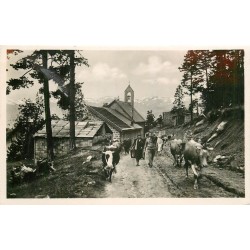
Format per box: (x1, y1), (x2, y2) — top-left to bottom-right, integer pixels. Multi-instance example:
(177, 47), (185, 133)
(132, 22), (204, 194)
(103, 153), (172, 198)
(101, 146), (244, 198)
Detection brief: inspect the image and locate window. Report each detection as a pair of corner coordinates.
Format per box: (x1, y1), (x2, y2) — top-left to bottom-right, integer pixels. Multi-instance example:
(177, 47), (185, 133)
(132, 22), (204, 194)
(127, 92), (131, 102)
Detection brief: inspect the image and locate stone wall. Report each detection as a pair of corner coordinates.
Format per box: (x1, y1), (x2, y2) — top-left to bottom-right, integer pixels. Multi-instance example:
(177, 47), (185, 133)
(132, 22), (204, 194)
(34, 138), (48, 159)
(34, 137), (92, 160)
(108, 126), (120, 141)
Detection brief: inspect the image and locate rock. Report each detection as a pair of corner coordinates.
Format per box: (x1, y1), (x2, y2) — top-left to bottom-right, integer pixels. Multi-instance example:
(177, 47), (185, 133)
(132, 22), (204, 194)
(9, 193), (16, 198)
(86, 181), (96, 186)
(89, 169), (99, 174)
(86, 155), (93, 161)
(207, 133), (218, 142)
(214, 155), (232, 168)
(216, 121), (228, 132)
(214, 140), (222, 148)
(213, 155), (222, 163)
(83, 155), (94, 165)
(196, 119), (205, 127)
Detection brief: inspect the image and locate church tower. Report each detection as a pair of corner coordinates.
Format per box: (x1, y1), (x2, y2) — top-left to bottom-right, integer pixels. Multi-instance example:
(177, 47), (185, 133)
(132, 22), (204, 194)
(124, 84), (134, 108)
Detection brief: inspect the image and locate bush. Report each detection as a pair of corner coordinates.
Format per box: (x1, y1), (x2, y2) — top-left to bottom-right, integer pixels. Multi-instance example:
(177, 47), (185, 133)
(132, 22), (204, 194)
(7, 135), (26, 161)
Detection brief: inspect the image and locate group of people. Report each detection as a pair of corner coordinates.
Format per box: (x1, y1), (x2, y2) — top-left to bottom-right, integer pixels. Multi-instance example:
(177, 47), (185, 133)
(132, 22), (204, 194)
(102, 132), (167, 170)
(131, 132), (165, 168)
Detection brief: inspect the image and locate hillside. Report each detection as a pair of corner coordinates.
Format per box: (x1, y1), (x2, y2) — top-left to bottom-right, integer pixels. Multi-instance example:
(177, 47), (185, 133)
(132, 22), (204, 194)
(7, 146), (107, 198)
(156, 107), (245, 172)
(6, 107), (245, 198)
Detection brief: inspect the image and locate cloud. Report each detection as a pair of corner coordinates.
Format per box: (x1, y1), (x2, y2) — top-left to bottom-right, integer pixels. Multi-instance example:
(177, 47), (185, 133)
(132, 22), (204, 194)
(75, 62), (128, 99)
(133, 56), (176, 76)
(142, 77), (179, 86)
(77, 62), (126, 82)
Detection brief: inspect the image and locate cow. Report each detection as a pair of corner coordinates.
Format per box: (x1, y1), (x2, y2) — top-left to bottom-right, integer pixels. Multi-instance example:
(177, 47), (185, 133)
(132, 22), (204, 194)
(102, 145), (120, 182)
(122, 138), (132, 154)
(170, 139), (184, 167)
(183, 139), (213, 189)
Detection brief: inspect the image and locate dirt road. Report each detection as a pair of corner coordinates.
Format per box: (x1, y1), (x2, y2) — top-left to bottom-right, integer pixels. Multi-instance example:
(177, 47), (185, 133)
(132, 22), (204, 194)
(7, 146), (243, 199)
(103, 153), (172, 198)
(102, 148), (243, 198)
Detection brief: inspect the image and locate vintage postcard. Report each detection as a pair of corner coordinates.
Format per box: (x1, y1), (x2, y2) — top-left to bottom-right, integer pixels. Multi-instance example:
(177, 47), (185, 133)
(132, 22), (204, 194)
(0, 46), (249, 204)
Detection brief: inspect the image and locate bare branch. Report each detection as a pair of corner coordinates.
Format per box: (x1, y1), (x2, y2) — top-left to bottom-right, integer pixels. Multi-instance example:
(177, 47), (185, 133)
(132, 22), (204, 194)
(20, 69), (33, 78)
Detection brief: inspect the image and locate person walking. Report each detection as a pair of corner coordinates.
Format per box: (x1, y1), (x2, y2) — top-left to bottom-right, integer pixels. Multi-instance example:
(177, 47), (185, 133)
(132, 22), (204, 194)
(156, 136), (164, 155)
(144, 132), (157, 167)
(131, 134), (145, 166)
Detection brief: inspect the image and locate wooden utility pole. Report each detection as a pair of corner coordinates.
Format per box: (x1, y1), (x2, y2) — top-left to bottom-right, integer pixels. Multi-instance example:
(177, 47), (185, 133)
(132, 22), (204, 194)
(42, 50), (54, 160)
(69, 50), (76, 150)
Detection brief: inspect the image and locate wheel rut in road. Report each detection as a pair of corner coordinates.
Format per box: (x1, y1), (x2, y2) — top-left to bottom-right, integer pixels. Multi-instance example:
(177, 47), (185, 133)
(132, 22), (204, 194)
(103, 154), (172, 198)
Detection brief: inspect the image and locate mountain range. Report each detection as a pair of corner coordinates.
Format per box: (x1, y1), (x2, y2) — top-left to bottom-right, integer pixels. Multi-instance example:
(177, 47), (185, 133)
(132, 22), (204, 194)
(6, 96), (174, 128)
(85, 96), (173, 118)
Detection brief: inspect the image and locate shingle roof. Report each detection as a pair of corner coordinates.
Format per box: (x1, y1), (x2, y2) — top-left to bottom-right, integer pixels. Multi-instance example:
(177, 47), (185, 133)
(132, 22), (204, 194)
(109, 109), (142, 129)
(107, 100), (145, 123)
(34, 120), (104, 138)
(88, 106), (142, 132)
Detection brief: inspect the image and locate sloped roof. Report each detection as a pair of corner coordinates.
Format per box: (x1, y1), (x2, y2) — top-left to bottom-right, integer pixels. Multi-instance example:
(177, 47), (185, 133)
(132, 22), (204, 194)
(110, 109), (142, 129)
(88, 106), (141, 132)
(107, 100), (145, 123)
(34, 120), (104, 138)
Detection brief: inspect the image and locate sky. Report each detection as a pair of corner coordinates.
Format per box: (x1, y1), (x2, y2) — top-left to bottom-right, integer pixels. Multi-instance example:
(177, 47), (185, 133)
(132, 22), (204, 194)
(7, 50), (187, 104)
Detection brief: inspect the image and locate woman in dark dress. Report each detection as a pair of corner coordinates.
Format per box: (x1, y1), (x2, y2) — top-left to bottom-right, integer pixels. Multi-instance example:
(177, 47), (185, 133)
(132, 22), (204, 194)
(131, 134), (145, 166)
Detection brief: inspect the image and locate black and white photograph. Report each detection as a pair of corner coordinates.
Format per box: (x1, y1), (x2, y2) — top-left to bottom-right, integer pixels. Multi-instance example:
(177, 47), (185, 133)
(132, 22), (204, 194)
(1, 2), (250, 250)
(3, 48), (246, 201)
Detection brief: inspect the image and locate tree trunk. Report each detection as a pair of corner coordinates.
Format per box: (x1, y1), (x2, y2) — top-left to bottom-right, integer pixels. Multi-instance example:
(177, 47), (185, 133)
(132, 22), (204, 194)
(42, 50), (54, 161)
(204, 64), (210, 110)
(69, 50), (76, 150)
(190, 72), (193, 121)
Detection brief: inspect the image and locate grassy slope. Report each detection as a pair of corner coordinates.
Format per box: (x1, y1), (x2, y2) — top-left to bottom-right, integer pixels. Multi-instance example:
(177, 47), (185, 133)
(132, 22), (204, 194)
(160, 112), (244, 170)
(7, 147), (107, 198)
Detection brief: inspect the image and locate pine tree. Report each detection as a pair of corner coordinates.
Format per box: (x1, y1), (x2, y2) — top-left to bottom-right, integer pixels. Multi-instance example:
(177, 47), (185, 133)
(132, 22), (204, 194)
(179, 50), (203, 121)
(7, 95), (45, 160)
(7, 50), (55, 160)
(156, 115), (163, 127)
(171, 85), (187, 124)
(209, 50), (244, 109)
(195, 50), (214, 112)
(146, 110), (155, 128)
(7, 50), (89, 156)
(61, 83), (89, 121)
(171, 85), (185, 112)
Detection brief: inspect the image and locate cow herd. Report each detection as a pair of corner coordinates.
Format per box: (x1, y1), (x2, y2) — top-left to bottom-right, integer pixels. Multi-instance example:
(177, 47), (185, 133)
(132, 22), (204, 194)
(10, 135), (214, 190)
(164, 135), (213, 189)
(102, 134), (214, 190)
(162, 135), (214, 189)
